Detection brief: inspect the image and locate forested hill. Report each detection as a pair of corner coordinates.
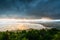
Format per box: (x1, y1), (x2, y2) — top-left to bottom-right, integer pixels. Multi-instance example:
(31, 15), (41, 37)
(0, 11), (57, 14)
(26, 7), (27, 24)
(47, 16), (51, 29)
(0, 28), (60, 40)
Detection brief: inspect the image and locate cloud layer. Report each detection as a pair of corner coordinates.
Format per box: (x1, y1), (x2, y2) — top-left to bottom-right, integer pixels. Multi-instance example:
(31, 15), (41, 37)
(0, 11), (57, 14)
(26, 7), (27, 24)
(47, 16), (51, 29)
(0, 0), (60, 19)
(0, 23), (46, 31)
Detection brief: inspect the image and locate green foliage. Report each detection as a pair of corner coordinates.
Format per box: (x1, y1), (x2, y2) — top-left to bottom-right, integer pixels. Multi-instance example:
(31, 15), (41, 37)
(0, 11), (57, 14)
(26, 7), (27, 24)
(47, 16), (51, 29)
(0, 28), (60, 40)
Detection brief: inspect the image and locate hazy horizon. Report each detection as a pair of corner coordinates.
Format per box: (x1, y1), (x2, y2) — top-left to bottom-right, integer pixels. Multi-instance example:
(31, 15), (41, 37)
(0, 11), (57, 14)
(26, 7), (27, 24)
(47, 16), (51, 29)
(0, 0), (60, 31)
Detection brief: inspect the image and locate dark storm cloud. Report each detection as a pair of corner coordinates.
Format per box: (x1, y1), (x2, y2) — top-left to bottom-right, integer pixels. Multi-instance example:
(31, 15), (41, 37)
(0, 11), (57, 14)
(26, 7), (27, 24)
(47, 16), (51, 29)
(27, 0), (60, 19)
(0, 0), (60, 19)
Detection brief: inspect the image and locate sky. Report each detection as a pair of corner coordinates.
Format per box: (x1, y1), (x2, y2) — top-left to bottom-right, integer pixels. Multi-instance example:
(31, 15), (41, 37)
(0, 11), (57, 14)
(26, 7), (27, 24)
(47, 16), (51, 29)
(0, 0), (60, 19)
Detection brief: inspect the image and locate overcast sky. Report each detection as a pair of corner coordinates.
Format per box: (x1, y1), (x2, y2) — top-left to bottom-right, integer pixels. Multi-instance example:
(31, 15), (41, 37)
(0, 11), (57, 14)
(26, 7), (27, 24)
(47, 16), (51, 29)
(0, 0), (60, 19)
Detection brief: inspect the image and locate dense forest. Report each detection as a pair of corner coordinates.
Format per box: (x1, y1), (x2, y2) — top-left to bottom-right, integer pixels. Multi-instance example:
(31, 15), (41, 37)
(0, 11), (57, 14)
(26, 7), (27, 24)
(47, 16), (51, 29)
(0, 28), (60, 40)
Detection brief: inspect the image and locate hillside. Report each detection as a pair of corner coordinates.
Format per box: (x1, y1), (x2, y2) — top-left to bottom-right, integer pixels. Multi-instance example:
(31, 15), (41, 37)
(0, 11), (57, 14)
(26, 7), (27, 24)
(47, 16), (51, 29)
(0, 28), (60, 40)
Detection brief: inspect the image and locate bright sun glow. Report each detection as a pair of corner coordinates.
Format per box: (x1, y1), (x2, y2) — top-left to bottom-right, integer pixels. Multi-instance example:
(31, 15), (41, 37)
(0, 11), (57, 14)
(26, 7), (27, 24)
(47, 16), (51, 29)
(0, 17), (60, 31)
(0, 17), (52, 22)
(0, 17), (52, 24)
(40, 17), (52, 21)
